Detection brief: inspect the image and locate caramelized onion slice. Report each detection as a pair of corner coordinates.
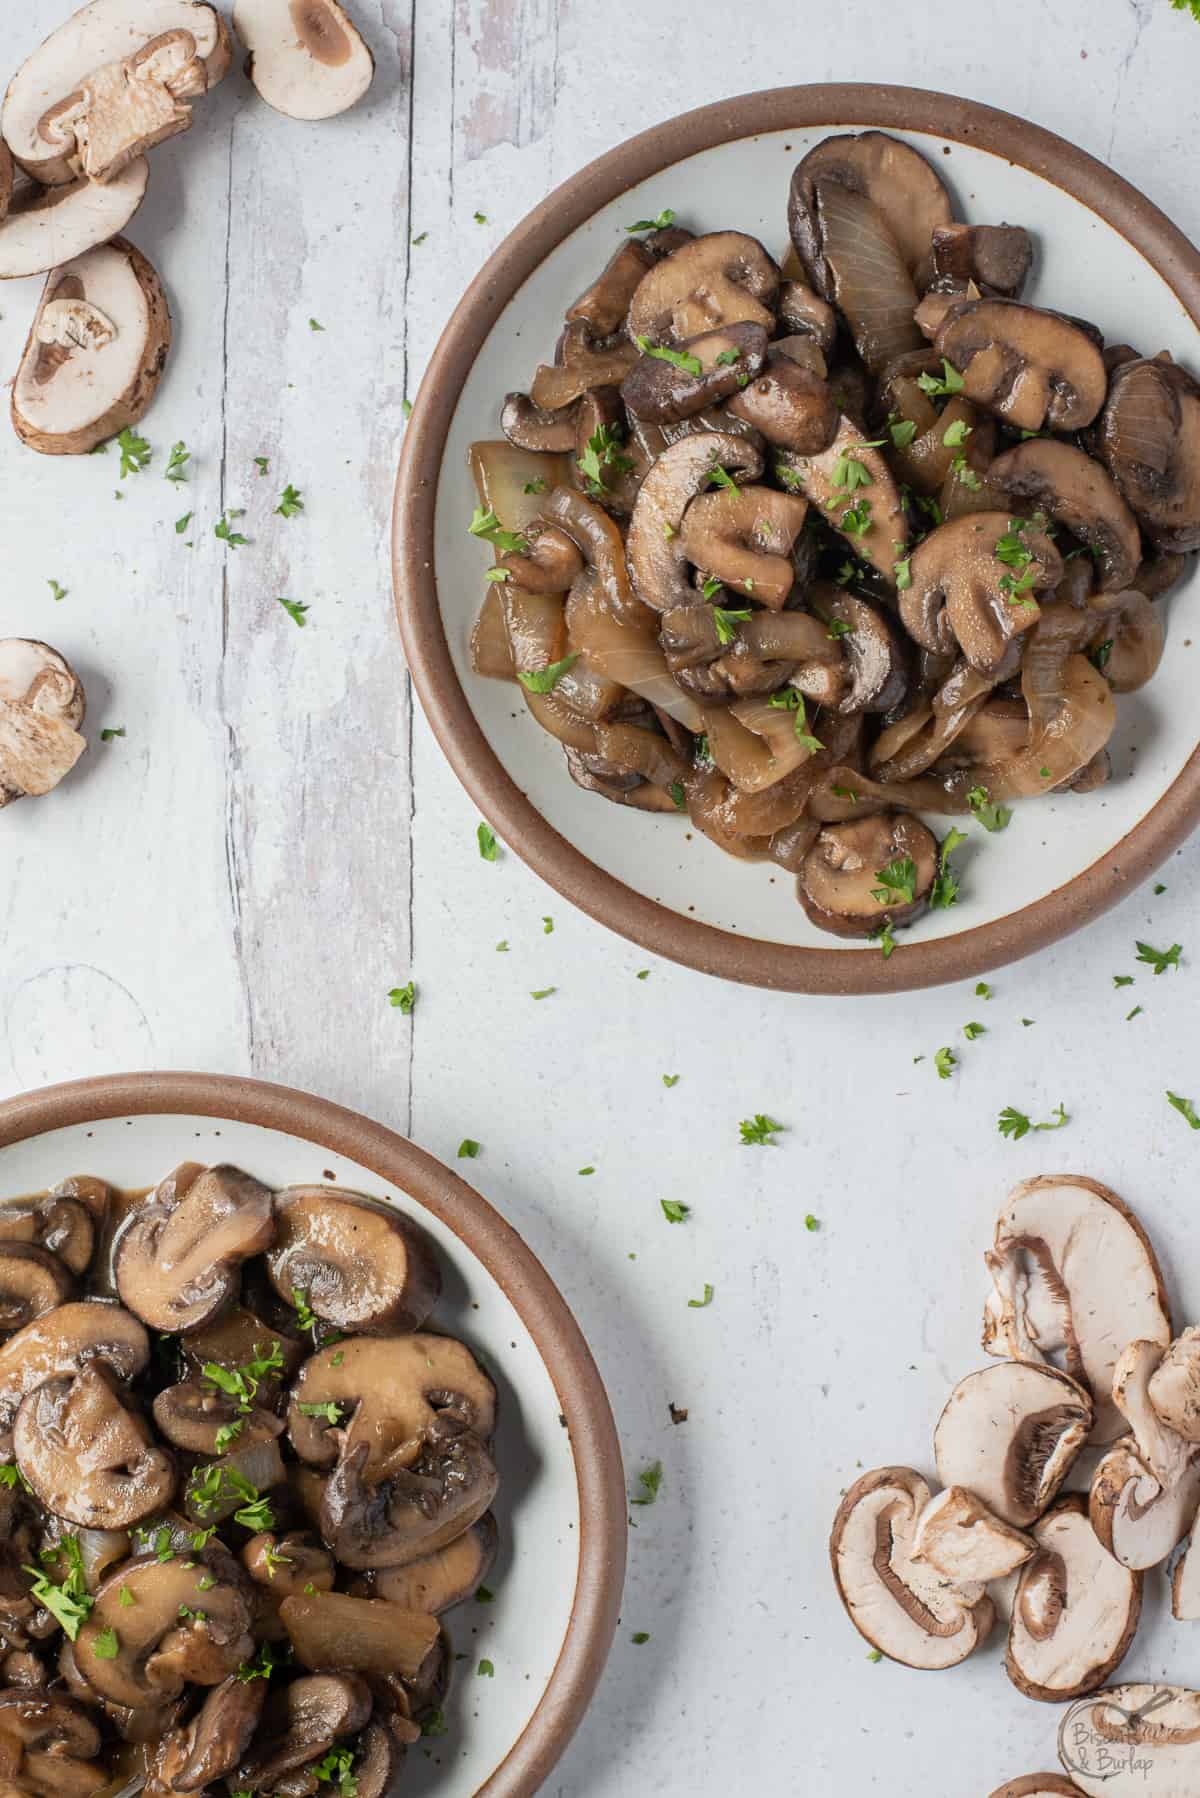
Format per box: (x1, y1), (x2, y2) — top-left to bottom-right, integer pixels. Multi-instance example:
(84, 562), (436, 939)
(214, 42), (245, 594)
(565, 571), (703, 731)
(702, 694), (823, 793)
(468, 441), (571, 531)
(470, 586), (516, 681)
(544, 486), (649, 627)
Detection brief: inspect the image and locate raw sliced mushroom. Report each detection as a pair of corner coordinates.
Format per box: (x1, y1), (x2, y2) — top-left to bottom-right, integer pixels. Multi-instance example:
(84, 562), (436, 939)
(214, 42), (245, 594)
(3, 2), (230, 185)
(0, 1193), (94, 1276)
(115, 1162), (275, 1332)
(625, 431), (763, 612)
(14, 1365), (175, 1529)
(1172, 1532), (1200, 1619)
(990, 440), (1141, 593)
(621, 322), (768, 424)
(0, 1301), (148, 1453)
(0, 1245), (74, 1331)
(934, 300), (1108, 432)
(0, 640), (87, 808)
(0, 162), (150, 281)
(1006, 1497), (1142, 1703)
(321, 1430), (499, 1569)
(1148, 1328), (1200, 1441)
(901, 513), (1061, 677)
(988, 1782), (1085, 1798)
(12, 237), (171, 457)
(933, 1363), (1092, 1528)
(234, 1672), (372, 1788)
(789, 132), (953, 296)
(0, 144), (11, 222)
(677, 486), (809, 608)
(911, 1486), (1036, 1584)
(357, 1512), (498, 1613)
(1090, 1340), (1200, 1570)
(265, 1187), (439, 1335)
(1099, 356), (1200, 552)
(797, 812), (937, 939)
(1060, 1686), (1200, 1796)
(75, 1556), (252, 1708)
(829, 1465), (994, 1669)
(233, 0), (375, 120)
(626, 231), (779, 344)
(279, 1592), (440, 1678)
(287, 1334), (496, 1473)
(777, 415), (908, 583)
(148, 1672), (265, 1793)
(982, 1175), (1171, 1445)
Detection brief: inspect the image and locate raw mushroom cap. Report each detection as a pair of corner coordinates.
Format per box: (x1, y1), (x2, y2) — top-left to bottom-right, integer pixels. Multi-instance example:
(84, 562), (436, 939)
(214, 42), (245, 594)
(990, 440), (1141, 593)
(1059, 1686), (1200, 1797)
(1148, 1328), (1200, 1441)
(1006, 1497), (1142, 1703)
(829, 1465), (994, 1669)
(115, 1161), (276, 1332)
(12, 237), (171, 457)
(933, 1362), (1092, 1528)
(265, 1186), (440, 1335)
(911, 1486), (1036, 1585)
(0, 162), (149, 282)
(1090, 1435), (1200, 1572)
(14, 1365), (176, 1529)
(233, 0), (376, 121)
(287, 1332), (496, 1474)
(981, 1175), (1172, 1445)
(989, 1780), (1087, 1797)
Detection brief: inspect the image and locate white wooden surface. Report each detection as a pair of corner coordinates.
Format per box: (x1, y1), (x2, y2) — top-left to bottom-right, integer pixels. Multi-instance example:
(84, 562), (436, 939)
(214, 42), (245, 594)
(3, 3), (1200, 1792)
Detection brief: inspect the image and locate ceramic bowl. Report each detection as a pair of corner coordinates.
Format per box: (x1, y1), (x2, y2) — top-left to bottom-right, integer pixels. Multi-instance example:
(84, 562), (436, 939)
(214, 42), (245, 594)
(0, 1072), (625, 1798)
(394, 83), (1200, 993)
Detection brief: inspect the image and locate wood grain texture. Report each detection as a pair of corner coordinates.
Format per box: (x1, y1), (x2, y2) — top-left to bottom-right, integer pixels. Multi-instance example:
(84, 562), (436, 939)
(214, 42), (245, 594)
(4, 2), (1200, 1793)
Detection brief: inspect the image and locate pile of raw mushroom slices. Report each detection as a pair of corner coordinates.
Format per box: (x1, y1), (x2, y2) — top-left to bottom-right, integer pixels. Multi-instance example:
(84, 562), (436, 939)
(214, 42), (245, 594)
(831, 1173), (1200, 1796)
(0, 1164), (500, 1798)
(0, 0), (376, 815)
(468, 129), (1198, 942)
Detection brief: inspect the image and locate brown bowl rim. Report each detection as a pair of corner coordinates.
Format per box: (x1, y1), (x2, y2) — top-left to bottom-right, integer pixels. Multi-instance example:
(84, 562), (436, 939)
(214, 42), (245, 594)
(0, 1071), (627, 1796)
(393, 81), (1200, 993)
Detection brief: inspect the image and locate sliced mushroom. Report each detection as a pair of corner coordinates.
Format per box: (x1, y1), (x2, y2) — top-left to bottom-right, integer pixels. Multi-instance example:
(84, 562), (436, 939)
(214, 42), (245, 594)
(3, 3), (231, 185)
(543, 485), (652, 627)
(14, 1365), (174, 1529)
(677, 485), (809, 608)
(0, 162), (150, 281)
(321, 1429), (498, 1570)
(19, 1754), (108, 1798)
(1060, 1686), (1200, 1796)
(902, 513), (1061, 677)
(1086, 587), (1165, 693)
(1006, 1497), (1142, 1703)
(1172, 1531), (1200, 1619)
(988, 1781), (1085, 1798)
(0, 1688), (100, 1758)
(621, 322), (768, 424)
(499, 392), (576, 453)
(495, 521), (585, 594)
(0, 1193), (94, 1277)
(789, 132), (953, 296)
(279, 1592), (440, 1679)
(0, 639), (87, 808)
(990, 440), (1141, 593)
(807, 584), (909, 714)
(12, 237), (171, 457)
(528, 321), (638, 411)
(931, 223), (1034, 299)
(797, 812), (937, 939)
(1099, 356), (1200, 551)
(241, 1531), (335, 1597)
(0, 1301), (148, 1454)
(149, 1673), (266, 1794)
(934, 300), (1108, 432)
(725, 355), (840, 453)
(233, 0), (375, 119)
(0, 143), (11, 221)
(1148, 1328), (1200, 1441)
(0, 1245), (74, 1331)
(287, 1333), (496, 1473)
(982, 1175), (1172, 1445)
(776, 415), (908, 583)
(152, 1380), (284, 1456)
(625, 431), (763, 612)
(777, 279), (837, 353)
(351, 1719), (402, 1798)
(234, 1672), (372, 1789)
(265, 1187), (438, 1336)
(115, 1162), (275, 1332)
(566, 238), (654, 336)
(627, 231), (779, 344)
(911, 1486), (1036, 1584)
(1090, 1339), (1200, 1570)
(181, 1305), (303, 1380)
(357, 1512), (498, 1613)
(829, 1465), (994, 1669)
(75, 1555), (252, 1708)
(934, 1363), (1092, 1529)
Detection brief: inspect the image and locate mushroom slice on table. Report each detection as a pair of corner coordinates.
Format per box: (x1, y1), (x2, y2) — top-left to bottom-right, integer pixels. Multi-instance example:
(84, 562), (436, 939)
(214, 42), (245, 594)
(1090, 1340), (1200, 1570)
(75, 1555), (253, 1708)
(1006, 1497), (1142, 1703)
(12, 237), (171, 456)
(990, 440), (1142, 594)
(278, 1592), (441, 1679)
(0, 1244), (75, 1330)
(233, 0), (375, 119)
(901, 513), (1061, 678)
(0, 639), (87, 809)
(1059, 1686), (1200, 1796)
(14, 1365), (175, 1529)
(829, 1466), (994, 1669)
(1148, 1328), (1200, 1441)
(626, 231), (779, 344)
(357, 1512), (498, 1614)
(982, 1175), (1172, 1446)
(2, 1), (231, 185)
(0, 161), (149, 281)
(0, 1300), (148, 1453)
(1171, 1532), (1200, 1620)
(989, 1782), (1085, 1798)
(625, 430), (763, 613)
(147, 1672), (266, 1794)
(911, 1486), (1036, 1585)
(933, 300), (1108, 433)
(115, 1162), (275, 1332)
(776, 414), (908, 583)
(265, 1186), (440, 1335)
(1099, 356), (1200, 552)
(797, 812), (938, 940)
(934, 1363), (1092, 1529)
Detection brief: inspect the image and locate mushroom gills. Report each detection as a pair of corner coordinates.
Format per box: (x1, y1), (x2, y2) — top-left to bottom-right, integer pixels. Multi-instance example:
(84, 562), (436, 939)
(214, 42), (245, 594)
(1005, 1497), (1142, 1703)
(933, 1362), (1092, 1528)
(266, 1186), (440, 1335)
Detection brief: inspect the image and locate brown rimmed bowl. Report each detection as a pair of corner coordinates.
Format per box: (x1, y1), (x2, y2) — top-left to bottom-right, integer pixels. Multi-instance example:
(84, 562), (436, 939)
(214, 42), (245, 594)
(0, 1071), (626, 1797)
(394, 83), (1200, 993)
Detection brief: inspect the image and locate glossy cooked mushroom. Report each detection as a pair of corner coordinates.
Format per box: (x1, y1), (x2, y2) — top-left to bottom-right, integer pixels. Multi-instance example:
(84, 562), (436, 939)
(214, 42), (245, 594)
(0, 1301), (148, 1455)
(627, 231), (780, 343)
(321, 1430), (499, 1570)
(146, 1672), (266, 1794)
(677, 486), (809, 608)
(901, 512), (1061, 677)
(933, 1363), (1092, 1529)
(625, 431), (763, 612)
(265, 1187), (439, 1336)
(621, 322), (768, 424)
(0, 1192), (95, 1275)
(725, 354), (840, 453)
(75, 1555), (253, 1709)
(776, 415), (908, 583)
(14, 1365), (175, 1529)
(0, 1246), (74, 1332)
(115, 1162), (275, 1332)
(152, 1379), (285, 1456)
(797, 812), (938, 939)
(356, 1513), (498, 1614)
(1099, 356), (1200, 551)
(278, 1593), (440, 1679)
(990, 439), (1141, 593)
(933, 299), (1108, 433)
(233, 1671), (372, 1789)
(287, 1333), (496, 1473)
(930, 222), (1034, 298)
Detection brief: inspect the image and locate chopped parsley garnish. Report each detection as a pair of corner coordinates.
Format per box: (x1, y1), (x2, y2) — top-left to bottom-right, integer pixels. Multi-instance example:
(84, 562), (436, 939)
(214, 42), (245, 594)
(475, 1585), (496, 1603)
(22, 1538), (92, 1640)
(165, 441), (190, 483)
(478, 1658), (495, 1677)
(700, 574), (722, 601)
(916, 358), (964, 398)
(1136, 940), (1182, 975)
(1167, 1091), (1200, 1130)
(893, 556), (912, 590)
(214, 1421), (243, 1454)
(1088, 638), (1113, 673)
(237, 1642), (280, 1683)
(117, 427), (151, 477)
(297, 1400), (345, 1424)
(292, 1290), (317, 1330)
(952, 452), (983, 493)
(662, 1073), (680, 1088)
(215, 511), (249, 548)
(687, 1283), (715, 1309)
(967, 785), (1012, 833)
(477, 822), (499, 861)
(484, 567), (511, 583)
(523, 477), (546, 495)
(577, 423), (633, 494)
(421, 1709), (448, 1738)
(831, 784), (858, 803)
(100, 726), (125, 742)
(827, 617), (853, 638)
(714, 348), (742, 366)
(626, 208), (675, 232)
(91, 1626), (120, 1659)
(975, 981), (992, 999)
(708, 464), (741, 497)
(739, 1114), (784, 1146)
(660, 1199), (689, 1223)
(712, 605), (751, 646)
(962, 1020), (986, 1040)
(634, 335), (702, 378)
(119, 1585), (135, 1607)
(871, 857), (917, 907)
(468, 506), (529, 557)
(517, 654), (579, 694)
(457, 1139), (481, 1159)
(578, 1166), (595, 1176)
(998, 1102), (1069, 1140)
(831, 442), (883, 493)
(669, 780), (686, 810)
(631, 1462), (663, 1506)
(888, 417), (918, 450)
(275, 484), (304, 518)
(1128, 1005), (1144, 1021)
(873, 917), (897, 959)
(543, 916), (554, 933)
(930, 827), (967, 910)
(766, 688), (823, 751)
(277, 597), (309, 627)
(840, 497), (873, 538)
(388, 982), (416, 1013)
(942, 418), (972, 448)
(934, 1046), (956, 1080)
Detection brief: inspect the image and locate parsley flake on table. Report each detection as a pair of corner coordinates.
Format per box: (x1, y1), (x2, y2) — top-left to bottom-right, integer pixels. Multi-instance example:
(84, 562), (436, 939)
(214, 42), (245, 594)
(578, 1166), (595, 1176)
(1167, 1091), (1200, 1130)
(388, 982), (416, 1013)
(962, 1020), (986, 1040)
(840, 496), (873, 538)
(175, 512), (193, 534)
(473, 211), (488, 224)
(916, 358), (964, 398)
(542, 916), (554, 933)
(662, 1074), (680, 1088)
(934, 1046), (956, 1080)
(165, 441), (190, 483)
(215, 512), (249, 548)
(308, 318), (324, 332)
(401, 398), (412, 419)
(477, 822), (499, 861)
(930, 827), (968, 910)
(277, 598), (309, 627)
(871, 857), (917, 907)
(117, 427), (151, 476)
(98, 728), (126, 745)
(47, 578), (67, 602)
(1136, 940), (1182, 975)
(630, 1461), (662, 1506)
(412, 231), (428, 245)
(478, 1658), (495, 1678)
(867, 1648), (884, 1663)
(635, 335), (702, 378)
(975, 981), (992, 999)
(275, 484), (304, 518)
(661, 1199), (689, 1223)
(1156, 882), (1168, 894)
(631, 1631), (651, 1644)
(687, 1283), (715, 1309)
(530, 987), (555, 1000)
(739, 1114), (784, 1146)
(626, 207), (675, 232)
(1113, 974), (1135, 988)
(254, 455), (269, 474)
(495, 940), (509, 952)
(457, 1139), (481, 1159)
(997, 1101), (1069, 1140)
(1127, 1005), (1144, 1021)
(517, 654), (578, 694)
(636, 969), (650, 979)
(967, 785), (1012, 833)
(805, 1214), (820, 1232)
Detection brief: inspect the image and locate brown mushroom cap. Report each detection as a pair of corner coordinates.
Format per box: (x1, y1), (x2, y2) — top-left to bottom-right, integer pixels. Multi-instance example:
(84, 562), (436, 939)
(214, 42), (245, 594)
(234, 1671), (372, 1788)
(115, 1162), (275, 1333)
(789, 131), (953, 295)
(776, 415), (909, 583)
(625, 431), (763, 612)
(935, 299), (1108, 432)
(321, 1431), (498, 1570)
(627, 230), (779, 344)
(287, 1332), (496, 1474)
(990, 439), (1141, 592)
(14, 1365), (175, 1529)
(931, 222), (1034, 299)
(621, 322), (768, 424)
(265, 1187), (439, 1336)
(278, 1592), (441, 1680)
(74, 1555), (252, 1709)
(0, 1245), (75, 1332)
(1005, 1496), (1142, 1703)
(0, 1688), (100, 1758)
(0, 639), (87, 808)
(356, 1512), (498, 1614)
(934, 1363), (1092, 1528)
(798, 812), (937, 939)
(529, 319), (638, 411)
(677, 485), (809, 609)
(152, 1379), (284, 1456)
(499, 392), (577, 453)
(725, 355), (840, 454)
(902, 512), (1061, 677)
(988, 1781), (1085, 1798)
(1099, 356), (1200, 551)
(0, 1194), (94, 1277)
(0, 1301), (148, 1454)
(149, 1671), (266, 1793)
(778, 278), (837, 353)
